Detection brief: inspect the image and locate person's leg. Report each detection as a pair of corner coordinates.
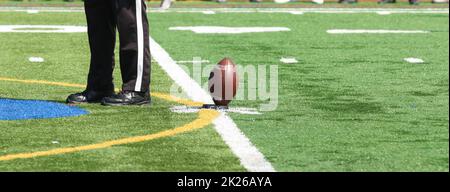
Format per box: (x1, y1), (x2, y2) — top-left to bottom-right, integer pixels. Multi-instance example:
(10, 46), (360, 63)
(102, 0), (151, 106)
(85, 0), (117, 93)
(67, 0), (116, 103)
(160, 0), (172, 10)
(115, 0), (150, 93)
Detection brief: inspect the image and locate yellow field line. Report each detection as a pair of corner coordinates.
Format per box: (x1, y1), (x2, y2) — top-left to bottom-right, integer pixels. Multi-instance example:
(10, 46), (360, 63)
(0, 76), (214, 161)
(0, 109), (218, 161)
(151, 92), (203, 107)
(0, 76), (203, 106)
(0, 77), (85, 88)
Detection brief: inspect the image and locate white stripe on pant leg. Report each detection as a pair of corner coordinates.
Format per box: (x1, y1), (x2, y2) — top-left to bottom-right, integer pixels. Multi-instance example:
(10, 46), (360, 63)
(135, 0), (144, 92)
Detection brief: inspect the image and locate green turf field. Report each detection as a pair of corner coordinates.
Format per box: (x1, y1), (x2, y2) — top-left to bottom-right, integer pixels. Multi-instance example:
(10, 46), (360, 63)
(0, 7), (448, 171)
(0, 0), (449, 8)
(151, 11), (449, 172)
(0, 11), (244, 171)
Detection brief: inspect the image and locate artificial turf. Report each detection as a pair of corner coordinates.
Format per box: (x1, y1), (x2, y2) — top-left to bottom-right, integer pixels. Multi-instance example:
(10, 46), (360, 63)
(0, 0), (448, 9)
(149, 12), (449, 171)
(0, 11), (244, 171)
(0, 8), (448, 172)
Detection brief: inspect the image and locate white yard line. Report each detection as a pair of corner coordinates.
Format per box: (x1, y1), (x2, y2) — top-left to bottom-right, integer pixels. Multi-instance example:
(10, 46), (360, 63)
(28, 57), (44, 63)
(0, 7), (84, 12)
(404, 57), (425, 64)
(149, 36), (276, 172)
(0, 7), (448, 14)
(213, 113), (273, 172)
(202, 10), (216, 15)
(0, 25), (86, 33)
(376, 11), (392, 15)
(169, 26), (290, 34)
(171, 106), (263, 115)
(280, 57), (299, 64)
(176, 60), (210, 64)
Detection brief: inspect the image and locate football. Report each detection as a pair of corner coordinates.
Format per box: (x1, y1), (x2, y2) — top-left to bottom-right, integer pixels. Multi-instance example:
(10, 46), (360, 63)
(208, 58), (239, 107)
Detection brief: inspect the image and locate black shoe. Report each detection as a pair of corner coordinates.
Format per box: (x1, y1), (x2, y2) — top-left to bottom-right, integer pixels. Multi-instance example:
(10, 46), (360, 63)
(101, 91), (151, 106)
(66, 90), (114, 104)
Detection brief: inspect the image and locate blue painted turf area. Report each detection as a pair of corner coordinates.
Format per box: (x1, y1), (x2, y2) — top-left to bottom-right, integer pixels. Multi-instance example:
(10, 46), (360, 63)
(0, 98), (88, 120)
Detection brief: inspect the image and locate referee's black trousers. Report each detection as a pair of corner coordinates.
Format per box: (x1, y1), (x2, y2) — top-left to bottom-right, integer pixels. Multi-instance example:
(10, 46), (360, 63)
(84, 0), (151, 93)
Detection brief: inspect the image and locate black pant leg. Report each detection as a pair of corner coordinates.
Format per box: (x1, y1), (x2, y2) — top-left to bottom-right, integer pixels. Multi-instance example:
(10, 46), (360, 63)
(84, 0), (116, 93)
(115, 0), (151, 93)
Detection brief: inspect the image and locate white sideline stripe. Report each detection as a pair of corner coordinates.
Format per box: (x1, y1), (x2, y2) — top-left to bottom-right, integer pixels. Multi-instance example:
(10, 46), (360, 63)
(149, 36), (276, 172)
(176, 60), (210, 64)
(171, 106), (263, 115)
(226, 107), (263, 115)
(153, 8), (449, 14)
(327, 29), (430, 34)
(0, 25), (86, 33)
(289, 11), (304, 15)
(404, 57), (425, 64)
(135, 0), (144, 92)
(376, 11), (392, 15)
(202, 11), (216, 15)
(280, 57), (298, 64)
(213, 113), (274, 172)
(26, 10), (39, 14)
(0, 7), (448, 14)
(169, 26), (290, 34)
(149, 37), (212, 103)
(28, 57), (44, 63)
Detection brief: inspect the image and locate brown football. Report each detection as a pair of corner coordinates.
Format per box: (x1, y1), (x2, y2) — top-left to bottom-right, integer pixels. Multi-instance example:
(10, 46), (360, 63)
(208, 58), (239, 107)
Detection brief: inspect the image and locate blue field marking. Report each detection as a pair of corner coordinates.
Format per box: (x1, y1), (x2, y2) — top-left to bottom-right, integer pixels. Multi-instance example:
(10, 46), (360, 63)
(0, 98), (88, 121)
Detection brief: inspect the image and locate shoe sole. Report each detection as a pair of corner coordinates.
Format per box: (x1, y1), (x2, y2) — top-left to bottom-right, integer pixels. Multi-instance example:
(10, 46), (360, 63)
(66, 100), (102, 104)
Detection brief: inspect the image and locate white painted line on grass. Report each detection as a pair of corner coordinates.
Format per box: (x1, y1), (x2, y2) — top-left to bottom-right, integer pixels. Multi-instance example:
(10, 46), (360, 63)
(28, 57), (44, 63)
(289, 11), (304, 15)
(202, 11), (216, 15)
(312, 0), (325, 4)
(0, 7), (448, 14)
(274, 0), (291, 3)
(376, 11), (392, 15)
(226, 107), (263, 115)
(26, 10), (39, 14)
(150, 8), (450, 14)
(280, 57), (298, 64)
(170, 106), (201, 113)
(150, 37), (212, 103)
(213, 113), (273, 172)
(327, 29), (430, 34)
(169, 26), (290, 34)
(404, 57), (425, 64)
(150, 36), (275, 172)
(171, 106), (262, 115)
(176, 60), (210, 64)
(0, 7), (84, 13)
(0, 25), (87, 33)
